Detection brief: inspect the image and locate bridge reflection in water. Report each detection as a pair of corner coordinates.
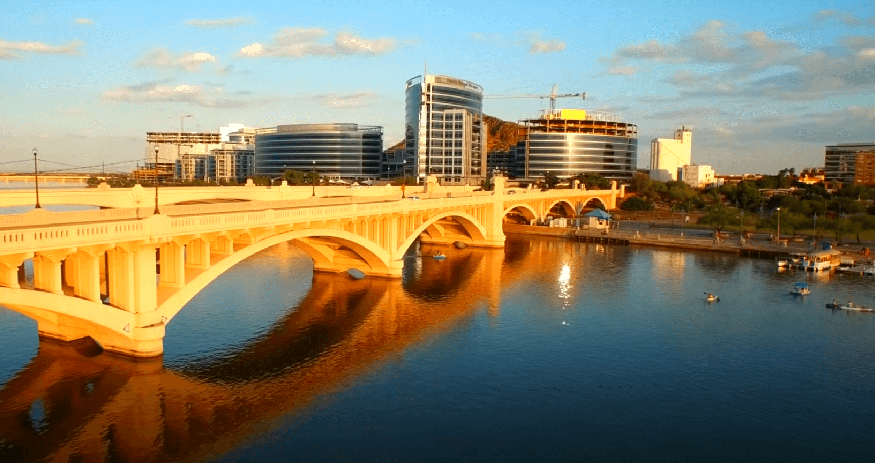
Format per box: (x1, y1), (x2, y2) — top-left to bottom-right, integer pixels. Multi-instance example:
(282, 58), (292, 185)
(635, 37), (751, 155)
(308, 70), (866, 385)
(0, 243), (505, 462)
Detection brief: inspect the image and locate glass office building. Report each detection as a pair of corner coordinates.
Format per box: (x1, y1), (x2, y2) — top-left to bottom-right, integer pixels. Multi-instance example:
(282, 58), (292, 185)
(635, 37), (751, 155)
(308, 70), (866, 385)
(254, 124), (383, 180)
(405, 75), (486, 184)
(509, 109), (638, 181)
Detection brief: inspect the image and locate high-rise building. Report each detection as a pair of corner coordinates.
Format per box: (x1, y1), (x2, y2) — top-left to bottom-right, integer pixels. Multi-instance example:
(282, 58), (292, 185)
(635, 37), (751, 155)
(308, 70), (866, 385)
(508, 109), (638, 181)
(405, 74), (486, 184)
(824, 143), (875, 185)
(650, 127), (692, 182)
(254, 123), (382, 180)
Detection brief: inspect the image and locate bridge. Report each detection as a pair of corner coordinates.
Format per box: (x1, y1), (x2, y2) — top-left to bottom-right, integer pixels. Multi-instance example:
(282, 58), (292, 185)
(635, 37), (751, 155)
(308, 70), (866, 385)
(0, 176), (622, 357)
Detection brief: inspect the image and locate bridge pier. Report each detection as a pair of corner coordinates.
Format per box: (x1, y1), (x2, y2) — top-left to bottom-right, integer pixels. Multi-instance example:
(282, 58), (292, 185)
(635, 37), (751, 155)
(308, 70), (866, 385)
(0, 253), (32, 289)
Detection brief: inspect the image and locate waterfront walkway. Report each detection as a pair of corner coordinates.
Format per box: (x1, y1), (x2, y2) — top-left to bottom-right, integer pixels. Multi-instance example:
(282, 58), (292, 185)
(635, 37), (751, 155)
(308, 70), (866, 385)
(504, 222), (873, 261)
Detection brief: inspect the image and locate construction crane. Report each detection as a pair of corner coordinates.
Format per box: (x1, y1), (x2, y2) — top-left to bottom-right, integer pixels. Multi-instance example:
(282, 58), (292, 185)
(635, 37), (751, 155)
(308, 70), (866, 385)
(484, 84), (585, 111)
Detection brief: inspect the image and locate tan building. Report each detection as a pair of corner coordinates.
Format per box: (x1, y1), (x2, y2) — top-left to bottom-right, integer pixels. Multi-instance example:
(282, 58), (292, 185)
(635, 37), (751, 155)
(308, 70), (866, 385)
(650, 127), (692, 182)
(681, 164), (715, 188)
(824, 143), (875, 184)
(798, 168), (824, 185)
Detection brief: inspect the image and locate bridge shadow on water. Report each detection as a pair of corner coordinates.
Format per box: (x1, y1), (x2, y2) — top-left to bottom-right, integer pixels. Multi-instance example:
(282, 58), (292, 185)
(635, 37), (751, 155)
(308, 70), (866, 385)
(0, 243), (506, 462)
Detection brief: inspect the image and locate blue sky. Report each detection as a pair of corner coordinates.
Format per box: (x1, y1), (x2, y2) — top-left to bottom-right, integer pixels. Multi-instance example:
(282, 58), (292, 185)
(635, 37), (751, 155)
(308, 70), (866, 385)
(1, 0), (874, 175)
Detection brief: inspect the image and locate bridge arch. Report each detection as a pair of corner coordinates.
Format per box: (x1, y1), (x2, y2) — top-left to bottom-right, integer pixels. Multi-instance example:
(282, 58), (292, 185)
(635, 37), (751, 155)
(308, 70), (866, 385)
(158, 228), (393, 323)
(502, 203), (538, 223)
(545, 199), (577, 218)
(395, 211), (488, 254)
(580, 197), (608, 210)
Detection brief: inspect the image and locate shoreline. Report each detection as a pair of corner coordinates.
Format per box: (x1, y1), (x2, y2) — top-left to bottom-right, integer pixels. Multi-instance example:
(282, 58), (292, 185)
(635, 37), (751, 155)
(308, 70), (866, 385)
(503, 223), (872, 261)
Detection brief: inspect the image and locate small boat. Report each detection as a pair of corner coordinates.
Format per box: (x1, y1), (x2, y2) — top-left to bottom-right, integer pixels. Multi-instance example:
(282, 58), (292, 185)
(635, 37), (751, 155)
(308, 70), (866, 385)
(790, 282), (810, 295)
(826, 301), (874, 312)
(705, 293), (719, 302)
(776, 257), (789, 269)
(433, 251), (446, 260)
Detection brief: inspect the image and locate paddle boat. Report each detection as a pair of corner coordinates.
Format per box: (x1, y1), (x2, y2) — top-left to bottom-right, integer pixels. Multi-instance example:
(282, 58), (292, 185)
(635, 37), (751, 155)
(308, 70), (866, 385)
(826, 300), (874, 312)
(790, 282), (810, 295)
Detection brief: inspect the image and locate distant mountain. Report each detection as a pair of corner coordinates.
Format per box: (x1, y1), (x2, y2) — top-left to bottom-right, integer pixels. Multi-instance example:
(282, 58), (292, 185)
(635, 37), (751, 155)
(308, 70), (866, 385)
(384, 114), (526, 154)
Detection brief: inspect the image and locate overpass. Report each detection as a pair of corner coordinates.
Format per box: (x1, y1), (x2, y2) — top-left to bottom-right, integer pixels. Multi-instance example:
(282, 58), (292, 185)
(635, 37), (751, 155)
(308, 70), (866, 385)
(0, 176), (623, 357)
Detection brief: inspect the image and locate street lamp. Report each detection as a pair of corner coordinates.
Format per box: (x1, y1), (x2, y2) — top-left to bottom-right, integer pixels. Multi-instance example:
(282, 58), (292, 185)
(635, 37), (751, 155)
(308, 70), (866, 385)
(154, 146), (160, 214)
(813, 212), (818, 247)
(311, 160), (316, 197)
(32, 147), (41, 209)
(776, 207), (781, 243)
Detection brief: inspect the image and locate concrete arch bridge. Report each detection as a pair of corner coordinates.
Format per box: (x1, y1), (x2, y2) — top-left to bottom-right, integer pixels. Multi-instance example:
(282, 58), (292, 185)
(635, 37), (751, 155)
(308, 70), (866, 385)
(0, 176), (622, 357)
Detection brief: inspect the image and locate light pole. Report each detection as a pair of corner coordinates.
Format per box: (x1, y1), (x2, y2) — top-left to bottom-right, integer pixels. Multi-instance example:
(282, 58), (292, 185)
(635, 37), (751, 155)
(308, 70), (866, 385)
(154, 146), (160, 214)
(311, 160), (316, 197)
(32, 147), (41, 209)
(813, 212), (818, 247)
(776, 207), (781, 244)
(739, 209), (744, 244)
(401, 159), (406, 198)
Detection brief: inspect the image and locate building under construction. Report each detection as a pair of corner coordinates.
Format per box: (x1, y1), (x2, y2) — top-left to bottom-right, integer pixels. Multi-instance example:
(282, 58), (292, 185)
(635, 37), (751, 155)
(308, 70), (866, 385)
(509, 109), (638, 181)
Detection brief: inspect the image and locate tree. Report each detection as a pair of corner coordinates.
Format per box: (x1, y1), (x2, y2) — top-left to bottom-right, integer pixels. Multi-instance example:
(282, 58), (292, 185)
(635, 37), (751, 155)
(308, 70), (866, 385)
(283, 169), (310, 185)
(698, 203), (736, 234)
(573, 172), (609, 190)
(543, 171), (559, 189)
(620, 196), (653, 211)
(829, 217), (854, 244)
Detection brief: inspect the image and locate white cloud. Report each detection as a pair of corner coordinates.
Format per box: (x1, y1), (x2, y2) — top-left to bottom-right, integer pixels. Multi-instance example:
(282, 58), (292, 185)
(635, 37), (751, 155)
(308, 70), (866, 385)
(74, 18), (93, 26)
(530, 39), (566, 54)
(185, 17), (252, 29)
(137, 48), (217, 72)
(102, 81), (247, 108)
(609, 66), (638, 76)
(0, 39), (81, 59)
(238, 28), (396, 58)
(307, 92), (378, 109)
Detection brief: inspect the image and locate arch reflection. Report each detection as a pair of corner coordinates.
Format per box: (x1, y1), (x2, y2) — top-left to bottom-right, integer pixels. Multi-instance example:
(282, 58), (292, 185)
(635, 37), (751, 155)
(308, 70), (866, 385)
(0, 246), (505, 462)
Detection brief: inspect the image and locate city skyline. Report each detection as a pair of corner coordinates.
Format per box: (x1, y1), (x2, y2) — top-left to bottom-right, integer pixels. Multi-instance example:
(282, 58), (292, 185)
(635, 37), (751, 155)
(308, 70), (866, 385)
(1, 0), (874, 176)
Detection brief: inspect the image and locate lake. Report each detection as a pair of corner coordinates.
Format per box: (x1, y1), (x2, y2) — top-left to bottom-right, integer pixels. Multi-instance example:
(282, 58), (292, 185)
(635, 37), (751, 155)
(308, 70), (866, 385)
(1, 235), (874, 461)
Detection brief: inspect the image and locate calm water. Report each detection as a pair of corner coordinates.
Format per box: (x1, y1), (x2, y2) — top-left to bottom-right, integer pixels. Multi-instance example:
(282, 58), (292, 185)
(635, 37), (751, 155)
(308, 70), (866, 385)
(1, 235), (875, 462)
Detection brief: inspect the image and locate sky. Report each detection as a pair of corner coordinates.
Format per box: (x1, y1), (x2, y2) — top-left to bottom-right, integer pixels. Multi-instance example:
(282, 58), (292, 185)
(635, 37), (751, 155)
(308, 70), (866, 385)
(1, 0), (874, 176)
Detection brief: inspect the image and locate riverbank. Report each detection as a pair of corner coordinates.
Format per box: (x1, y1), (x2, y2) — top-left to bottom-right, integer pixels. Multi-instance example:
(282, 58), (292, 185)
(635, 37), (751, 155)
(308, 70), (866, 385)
(503, 223), (873, 262)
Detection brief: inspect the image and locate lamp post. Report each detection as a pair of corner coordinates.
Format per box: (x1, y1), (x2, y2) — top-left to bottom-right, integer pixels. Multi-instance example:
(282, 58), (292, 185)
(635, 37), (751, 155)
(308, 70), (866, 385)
(32, 147), (41, 209)
(776, 207), (781, 243)
(311, 160), (316, 197)
(154, 146), (160, 214)
(401, 159), (406, 198)
(813, 212), (818, 248)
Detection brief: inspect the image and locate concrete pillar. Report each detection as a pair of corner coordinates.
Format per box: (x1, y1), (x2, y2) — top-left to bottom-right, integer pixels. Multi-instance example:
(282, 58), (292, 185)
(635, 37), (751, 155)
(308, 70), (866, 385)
(0, 252), (32, 289)
(64, 254), (79, 290)
(74, 246), (111, 302)
(213, 235), (234, 256)
(108, 242), (158, 314)
(159, 242), (185, 288)
(186, 238), (210, 269)
(34, 249), (75, 295)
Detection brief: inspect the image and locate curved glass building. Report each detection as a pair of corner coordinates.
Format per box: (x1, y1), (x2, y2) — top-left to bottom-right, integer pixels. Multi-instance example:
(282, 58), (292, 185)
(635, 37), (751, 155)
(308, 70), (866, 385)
(405, 75), (486, 184)
(254, 124), (382, 180)
(510, 109), (638, 181)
